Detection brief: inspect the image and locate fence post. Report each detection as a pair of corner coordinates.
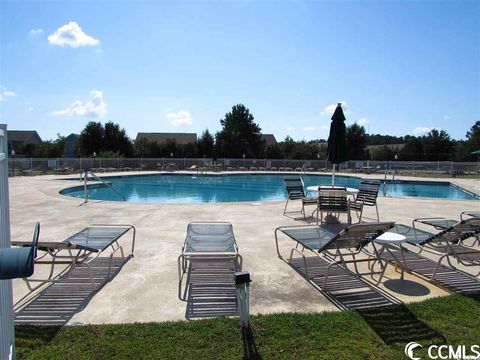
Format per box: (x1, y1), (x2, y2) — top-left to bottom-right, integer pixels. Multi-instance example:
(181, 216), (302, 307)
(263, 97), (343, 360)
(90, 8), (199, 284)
(450, 161), (453, 177)
(412, 161), (415, 175)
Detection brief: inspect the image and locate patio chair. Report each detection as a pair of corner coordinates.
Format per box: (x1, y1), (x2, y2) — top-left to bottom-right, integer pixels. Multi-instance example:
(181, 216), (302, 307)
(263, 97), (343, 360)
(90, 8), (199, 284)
(349, 179), (381, 221)
(382, 218), (480, 293)
(275, 222), (397, 309)
(178, 222), (242, 301)
(316, 186), (351, 225)
(283, 176), (317, 217)
(11, 224), (136, 291)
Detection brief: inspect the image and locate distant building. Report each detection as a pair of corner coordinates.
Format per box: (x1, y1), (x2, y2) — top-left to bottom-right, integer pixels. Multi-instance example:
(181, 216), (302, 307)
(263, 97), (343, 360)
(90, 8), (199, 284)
(7, 130), (42, 155)
(64, 133), (80, 158)
(135, 132), (197, 145)
(261, 134), (277, 147)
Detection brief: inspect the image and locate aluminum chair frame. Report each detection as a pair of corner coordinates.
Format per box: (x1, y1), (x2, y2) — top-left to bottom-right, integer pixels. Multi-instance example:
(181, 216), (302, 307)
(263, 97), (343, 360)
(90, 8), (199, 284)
(275, 222), (395, 289)
(349, 179), (381, 221)
(283, 176), (317, 217)
(178, 222), (243, 300)
(11, 224), (136, 291)
(385, 218), (480, 279)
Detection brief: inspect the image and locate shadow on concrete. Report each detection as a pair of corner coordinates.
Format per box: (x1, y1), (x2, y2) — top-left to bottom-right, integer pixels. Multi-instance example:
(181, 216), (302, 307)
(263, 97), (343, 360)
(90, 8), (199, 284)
(357, 304), (446, 345)
(287, 256), (400, 311)
(14, 257), (130, 326)
(242, 326), (263, 360)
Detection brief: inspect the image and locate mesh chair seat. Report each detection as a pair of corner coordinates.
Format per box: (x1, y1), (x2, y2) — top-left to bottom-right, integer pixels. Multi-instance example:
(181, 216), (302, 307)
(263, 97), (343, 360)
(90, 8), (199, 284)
(184, 223), (237, 253)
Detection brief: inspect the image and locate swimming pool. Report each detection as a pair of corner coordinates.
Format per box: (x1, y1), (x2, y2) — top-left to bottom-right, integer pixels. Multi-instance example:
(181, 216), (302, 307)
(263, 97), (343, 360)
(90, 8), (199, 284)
(60, 174), (479, 203)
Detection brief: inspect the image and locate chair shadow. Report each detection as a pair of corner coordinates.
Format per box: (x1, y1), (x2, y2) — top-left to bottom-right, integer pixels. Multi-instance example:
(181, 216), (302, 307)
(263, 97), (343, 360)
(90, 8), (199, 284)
(14, 256), (131, 326)
(356, 304), (446, 346)
(463, 291), (480, 303)
(242, 326), (263, 360)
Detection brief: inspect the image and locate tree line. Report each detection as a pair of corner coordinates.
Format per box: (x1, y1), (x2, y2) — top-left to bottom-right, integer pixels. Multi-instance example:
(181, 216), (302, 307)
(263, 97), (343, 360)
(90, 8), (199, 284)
(20, 104), (480, 161)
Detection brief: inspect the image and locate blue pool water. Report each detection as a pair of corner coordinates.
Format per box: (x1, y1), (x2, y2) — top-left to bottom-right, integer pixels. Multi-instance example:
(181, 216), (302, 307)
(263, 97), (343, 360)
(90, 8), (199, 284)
(60, 174), (479, 203)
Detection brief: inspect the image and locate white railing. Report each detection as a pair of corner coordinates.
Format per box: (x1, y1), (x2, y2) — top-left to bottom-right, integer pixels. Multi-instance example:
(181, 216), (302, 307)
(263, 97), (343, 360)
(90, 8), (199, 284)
(7, 157), (479, 177)
(0, 124), (15, 360)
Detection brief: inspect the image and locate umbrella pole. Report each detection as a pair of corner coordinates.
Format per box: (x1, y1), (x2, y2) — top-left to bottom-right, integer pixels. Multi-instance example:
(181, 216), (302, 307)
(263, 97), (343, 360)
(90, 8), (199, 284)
(332, 164), (335, 185)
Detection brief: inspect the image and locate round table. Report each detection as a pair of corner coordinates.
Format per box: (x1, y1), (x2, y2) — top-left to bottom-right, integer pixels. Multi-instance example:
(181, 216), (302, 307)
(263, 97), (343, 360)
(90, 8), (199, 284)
(306, 186), (359, 198)
(374, 232), (430, 296)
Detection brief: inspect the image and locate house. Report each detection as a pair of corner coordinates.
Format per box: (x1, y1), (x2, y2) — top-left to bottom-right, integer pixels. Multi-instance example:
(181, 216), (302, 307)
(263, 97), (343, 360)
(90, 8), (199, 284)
(135, 132), (197, 145)
(261, 134), (277, 147)
(64, 133), (80, 158)
(7, 130), (42, 155)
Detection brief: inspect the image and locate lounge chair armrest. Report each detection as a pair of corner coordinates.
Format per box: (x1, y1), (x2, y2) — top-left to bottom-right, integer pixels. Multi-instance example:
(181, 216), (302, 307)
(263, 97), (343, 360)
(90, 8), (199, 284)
(413, 217), (447, 226)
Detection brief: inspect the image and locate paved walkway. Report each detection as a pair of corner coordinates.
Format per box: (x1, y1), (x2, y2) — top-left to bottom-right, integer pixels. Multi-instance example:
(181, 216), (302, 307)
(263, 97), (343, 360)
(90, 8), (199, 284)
(8, 172), (479, 324)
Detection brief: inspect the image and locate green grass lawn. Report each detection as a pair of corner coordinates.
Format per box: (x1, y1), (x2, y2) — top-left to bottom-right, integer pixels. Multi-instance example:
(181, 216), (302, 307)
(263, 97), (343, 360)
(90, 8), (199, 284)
(15, 293), (480, 360)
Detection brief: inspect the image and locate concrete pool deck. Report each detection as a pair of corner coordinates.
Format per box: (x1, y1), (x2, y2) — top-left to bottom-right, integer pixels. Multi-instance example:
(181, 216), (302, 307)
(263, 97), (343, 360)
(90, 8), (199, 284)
(8, 171), (480, 324)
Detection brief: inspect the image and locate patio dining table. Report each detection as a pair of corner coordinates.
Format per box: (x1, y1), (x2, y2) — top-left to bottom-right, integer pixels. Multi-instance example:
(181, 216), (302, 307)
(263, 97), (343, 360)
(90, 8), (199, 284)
(306, 186), (359, 198)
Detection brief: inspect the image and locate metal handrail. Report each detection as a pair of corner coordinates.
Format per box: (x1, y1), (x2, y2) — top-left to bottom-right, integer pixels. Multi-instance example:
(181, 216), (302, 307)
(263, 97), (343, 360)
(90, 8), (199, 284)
(86, 171), (126, 201)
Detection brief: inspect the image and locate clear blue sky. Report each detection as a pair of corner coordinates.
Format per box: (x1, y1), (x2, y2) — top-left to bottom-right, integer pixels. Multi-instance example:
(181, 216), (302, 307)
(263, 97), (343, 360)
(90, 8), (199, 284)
(1, 0), (479, 141)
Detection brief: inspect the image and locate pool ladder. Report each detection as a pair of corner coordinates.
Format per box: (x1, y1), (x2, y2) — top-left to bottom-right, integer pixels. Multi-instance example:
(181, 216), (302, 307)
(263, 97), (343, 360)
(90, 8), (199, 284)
(81, 170), (126, 202)
(382, 169), (399, 196)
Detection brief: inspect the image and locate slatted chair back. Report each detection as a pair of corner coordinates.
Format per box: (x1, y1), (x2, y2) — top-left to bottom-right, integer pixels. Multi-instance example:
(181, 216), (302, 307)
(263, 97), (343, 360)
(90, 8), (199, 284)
(323, 222), (395, 251)
(423, 218), (480, 246)
(318, 186), (348, 212)
(356, 180), (381, 207)
(284, 176), (306, 200)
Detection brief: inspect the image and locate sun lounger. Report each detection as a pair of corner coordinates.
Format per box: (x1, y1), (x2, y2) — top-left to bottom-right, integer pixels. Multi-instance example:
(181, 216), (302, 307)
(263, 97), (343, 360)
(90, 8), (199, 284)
(415, 211), (480, 246)
(178, 222), (242, 301)
(11, 224), (136, 291)
(382, 218), (480, 293)
(274, 222), (398, 309)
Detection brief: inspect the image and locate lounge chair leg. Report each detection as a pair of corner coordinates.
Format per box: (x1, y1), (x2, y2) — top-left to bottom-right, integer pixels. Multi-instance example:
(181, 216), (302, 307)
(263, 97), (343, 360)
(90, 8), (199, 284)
(432, 254), (449, 280)
(375, 205), (380, 221)
(283, 198), (289, 215)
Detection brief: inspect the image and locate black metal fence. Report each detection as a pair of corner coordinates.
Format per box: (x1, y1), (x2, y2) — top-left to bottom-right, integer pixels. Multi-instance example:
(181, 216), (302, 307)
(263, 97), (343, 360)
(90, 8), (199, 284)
(7, 157), (479, 177)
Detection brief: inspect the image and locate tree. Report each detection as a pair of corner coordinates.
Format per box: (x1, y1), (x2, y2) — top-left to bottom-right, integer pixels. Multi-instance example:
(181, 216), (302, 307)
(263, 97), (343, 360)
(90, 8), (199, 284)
(215, 104), (264, 157)
(30, 134), (66, 158)
(399, 137), (424, 161)
(197, 129), (215, 157)
(463, 121), (480, 160)
(103, 121), (133, 157)
(78, 122), (104, 156)
(134, 138), (161, 157)
(423, 129), (454, 161)
(78, 121), (133, 157)
(265, 144), (283, 159)
(371, 145), (394, 161)
(346, 123), (367, 160)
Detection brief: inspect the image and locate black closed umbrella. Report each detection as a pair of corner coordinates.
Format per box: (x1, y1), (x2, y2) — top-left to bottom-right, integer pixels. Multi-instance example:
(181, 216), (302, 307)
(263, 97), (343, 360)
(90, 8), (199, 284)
(327, 103), (348, 185)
